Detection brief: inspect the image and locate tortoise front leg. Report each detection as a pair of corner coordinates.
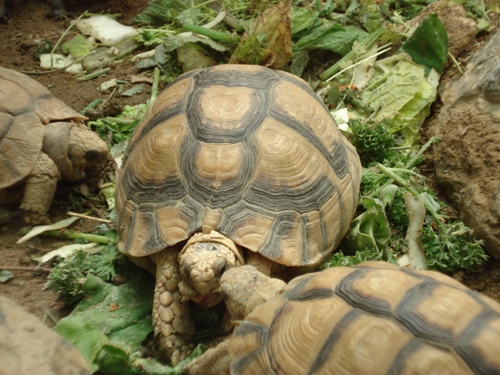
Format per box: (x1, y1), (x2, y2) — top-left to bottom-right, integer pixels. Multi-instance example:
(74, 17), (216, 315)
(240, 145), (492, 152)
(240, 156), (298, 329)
(151, 248), (195, 365)
(20, 152), (60, 224)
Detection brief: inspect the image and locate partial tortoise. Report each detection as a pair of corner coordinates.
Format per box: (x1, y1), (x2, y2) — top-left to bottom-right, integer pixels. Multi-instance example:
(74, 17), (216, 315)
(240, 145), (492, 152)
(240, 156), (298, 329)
(116, 64), (362, 363)
(0, 66), (115, 224)
(0, 295), (91, 375)
(187, 262), (500, 374)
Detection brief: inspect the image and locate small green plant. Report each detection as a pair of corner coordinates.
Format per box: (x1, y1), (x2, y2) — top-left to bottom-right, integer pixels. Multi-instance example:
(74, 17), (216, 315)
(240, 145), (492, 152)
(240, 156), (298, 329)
(46, 245), (121, 305)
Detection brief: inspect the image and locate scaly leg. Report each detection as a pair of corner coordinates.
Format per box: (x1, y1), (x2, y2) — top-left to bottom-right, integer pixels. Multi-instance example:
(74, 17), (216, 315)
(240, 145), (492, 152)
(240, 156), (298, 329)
(20, 152), (60, 224)
(151, 248), (195, 365)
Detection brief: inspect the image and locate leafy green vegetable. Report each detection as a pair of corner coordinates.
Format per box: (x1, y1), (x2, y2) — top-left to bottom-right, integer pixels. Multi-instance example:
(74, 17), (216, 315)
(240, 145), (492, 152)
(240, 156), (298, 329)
(320, 28), (385, 81)
(348, 119), (398, 167)
(52, 256), (207, 374)
(230, 0), (293, 69)
(162, 33), (233, 53)
(46, 245), (121, 305)
(344, 195), (393, 260)
(53, 267), (154, 373)
(89, 104), (147, 145)
(360, 56), (437, 147)
(400, 14), (448, 73)
(329, 134), (488, 272)
(293, 23), (368, 55)
(0, 270), (13, 283)
(290, 7), (318, 35)
(61, 34), (92, 58)
(121, 84), (145, 97)
(133, 0), (190, 26)
(321, 249), (380, 269)
(422, 222), (488, 272)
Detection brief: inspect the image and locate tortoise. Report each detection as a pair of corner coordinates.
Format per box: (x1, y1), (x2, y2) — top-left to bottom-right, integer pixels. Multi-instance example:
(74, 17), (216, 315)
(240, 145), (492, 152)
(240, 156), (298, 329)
(0, 295), (91, 375)
(186, 262), (500, 374)
(115, 64), (362, 364)
(0, 66), (114, 224)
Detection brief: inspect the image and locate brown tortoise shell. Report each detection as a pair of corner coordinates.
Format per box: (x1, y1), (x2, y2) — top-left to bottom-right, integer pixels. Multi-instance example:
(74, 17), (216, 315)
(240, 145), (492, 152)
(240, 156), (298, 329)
(0, 66), (86, 189)
(229, 261), (500, 374)
(116, 64), (362, 267)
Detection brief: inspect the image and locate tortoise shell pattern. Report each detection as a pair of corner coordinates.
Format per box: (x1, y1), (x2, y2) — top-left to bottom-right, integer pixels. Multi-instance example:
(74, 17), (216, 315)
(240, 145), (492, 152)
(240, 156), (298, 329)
(0, 66), (85, 188)
(230, 262), (500, 374)
(116, 65), (362, 267)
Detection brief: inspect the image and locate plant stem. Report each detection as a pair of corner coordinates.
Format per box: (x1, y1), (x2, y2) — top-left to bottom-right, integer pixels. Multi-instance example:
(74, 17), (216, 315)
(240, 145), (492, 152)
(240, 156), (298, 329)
(377, 163), (445, 232)
(183, 23), (240, 44)
(367, 136), (440, 199)
(41, 230), (115, 244)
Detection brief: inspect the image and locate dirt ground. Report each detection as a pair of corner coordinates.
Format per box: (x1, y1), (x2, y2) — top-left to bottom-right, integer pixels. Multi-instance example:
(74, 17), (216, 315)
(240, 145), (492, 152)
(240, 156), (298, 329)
(0, 0), (500, 330)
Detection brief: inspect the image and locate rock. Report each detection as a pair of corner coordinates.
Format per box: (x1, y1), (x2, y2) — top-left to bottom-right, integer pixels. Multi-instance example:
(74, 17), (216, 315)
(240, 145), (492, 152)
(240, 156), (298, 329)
(430, 28), (500, 259)
(0, 296), (90, 375)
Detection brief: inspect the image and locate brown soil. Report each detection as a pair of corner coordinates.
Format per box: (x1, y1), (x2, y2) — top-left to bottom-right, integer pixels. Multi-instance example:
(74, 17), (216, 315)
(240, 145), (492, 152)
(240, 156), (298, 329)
(0, 0), (499, 330)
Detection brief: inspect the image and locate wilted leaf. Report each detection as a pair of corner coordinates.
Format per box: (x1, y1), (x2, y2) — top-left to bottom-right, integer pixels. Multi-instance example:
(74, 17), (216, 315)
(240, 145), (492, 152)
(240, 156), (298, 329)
(17, 216), (79, 244)
(0, 271), (13, 283)
(230, 0), (293, 69)
(361, 56), (437, 146)
(62, 34), (93, 58)
(164, 33), (233, 53)
(345, 196), (391, 256)
(176, 42), (216, 72)
(121, 84), (144, 97)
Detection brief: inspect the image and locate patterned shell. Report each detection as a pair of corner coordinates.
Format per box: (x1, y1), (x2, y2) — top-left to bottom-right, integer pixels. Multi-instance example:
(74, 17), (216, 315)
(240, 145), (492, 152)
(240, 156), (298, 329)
(0, 66), (86, 189)
(229, 261), (500, 375)
(116, 64), (362, 267)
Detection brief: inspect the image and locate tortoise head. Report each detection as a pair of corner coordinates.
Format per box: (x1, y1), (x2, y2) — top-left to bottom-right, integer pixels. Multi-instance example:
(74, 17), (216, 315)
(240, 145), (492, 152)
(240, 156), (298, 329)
(178, 231), (244, 307)
(43, 122), (110, 181)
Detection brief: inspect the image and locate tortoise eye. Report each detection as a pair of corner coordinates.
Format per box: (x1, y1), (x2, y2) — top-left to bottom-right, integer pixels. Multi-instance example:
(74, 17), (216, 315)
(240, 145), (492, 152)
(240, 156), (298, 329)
(85, 150), (100, 162)
(214, 258), (228, 277)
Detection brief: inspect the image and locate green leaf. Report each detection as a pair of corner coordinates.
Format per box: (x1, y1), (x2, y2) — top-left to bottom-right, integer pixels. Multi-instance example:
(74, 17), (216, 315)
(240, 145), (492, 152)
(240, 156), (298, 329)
(0, 270), (13, 283)
(163, 34), (232, 53)
(360, 56), (437, 147)
(54, 269), (155, 373)
(290, 7), (319, 35)
(345, 196), (392, 257)
(294, 24), (367, 55)
(133, 0), (188, 26)
(362, 57), (424, 122)
(61, 34), (93, 58)
(401, 14), (448, 72)
(121, 84), (145, 97)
